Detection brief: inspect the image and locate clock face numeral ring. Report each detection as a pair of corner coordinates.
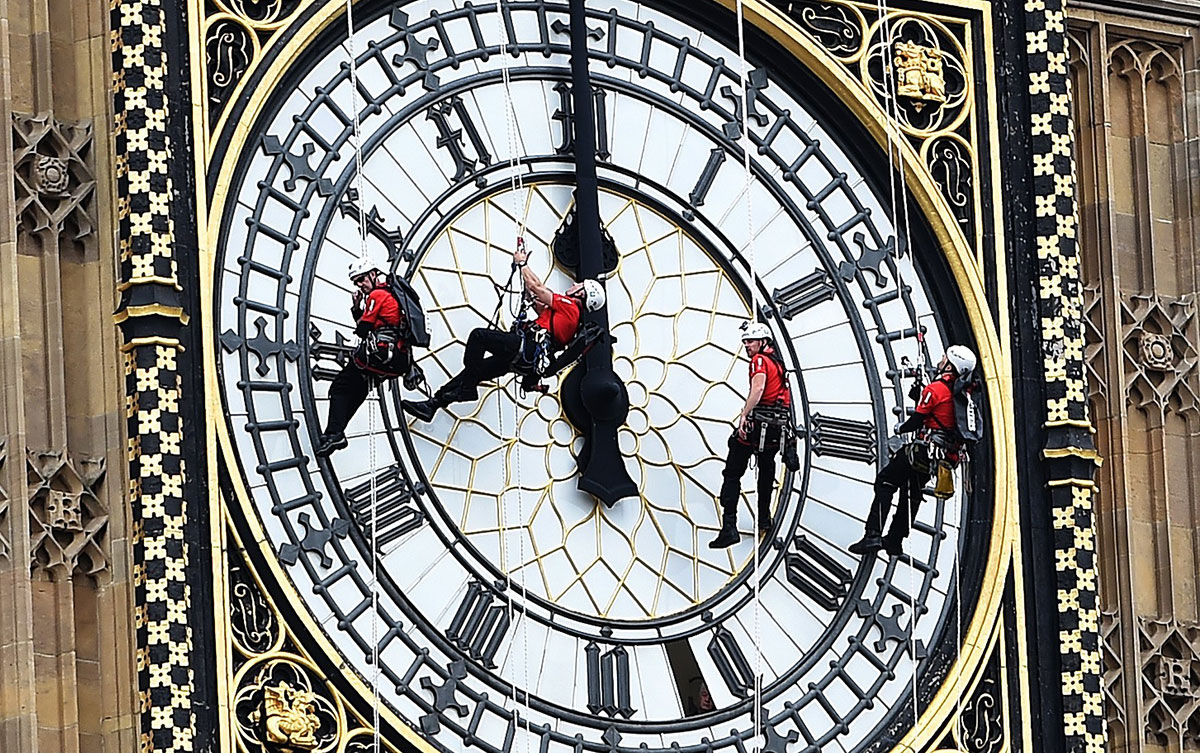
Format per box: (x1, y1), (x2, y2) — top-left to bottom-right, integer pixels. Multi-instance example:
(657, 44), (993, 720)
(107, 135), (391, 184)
(210, 2), (997, 753)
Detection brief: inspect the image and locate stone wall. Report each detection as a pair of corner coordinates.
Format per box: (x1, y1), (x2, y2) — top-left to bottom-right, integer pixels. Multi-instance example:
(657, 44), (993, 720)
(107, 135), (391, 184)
(0, 0), (136, 751)
(1068, 4), (1200, 753)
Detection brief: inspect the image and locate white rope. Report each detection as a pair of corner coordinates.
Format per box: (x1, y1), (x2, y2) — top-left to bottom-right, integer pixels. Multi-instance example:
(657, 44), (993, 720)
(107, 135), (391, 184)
(342, 2), (384, 751)
(870, 1), (956, 744)
(492, 4), (531, 753)
(731, 3), (763, 751)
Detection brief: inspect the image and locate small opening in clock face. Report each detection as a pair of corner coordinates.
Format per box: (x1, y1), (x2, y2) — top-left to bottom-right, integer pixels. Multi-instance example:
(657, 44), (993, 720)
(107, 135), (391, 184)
(663, 639), (708, 716)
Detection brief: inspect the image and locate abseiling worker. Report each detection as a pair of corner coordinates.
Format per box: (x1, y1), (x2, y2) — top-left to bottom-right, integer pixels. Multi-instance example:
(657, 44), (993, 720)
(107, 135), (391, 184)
(709, 321), (796, 549)
(403, 244), (604, 421)
(316, 257), (411, 457)
(848, 345), (978, 558)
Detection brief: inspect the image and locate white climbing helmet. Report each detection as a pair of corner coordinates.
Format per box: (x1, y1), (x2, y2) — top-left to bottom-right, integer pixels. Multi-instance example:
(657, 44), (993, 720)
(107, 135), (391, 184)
(347, 256), (383, 281)
(945, 345), (977, 377)
(579, 279), (606, 311)
(740, 321), (773, 342)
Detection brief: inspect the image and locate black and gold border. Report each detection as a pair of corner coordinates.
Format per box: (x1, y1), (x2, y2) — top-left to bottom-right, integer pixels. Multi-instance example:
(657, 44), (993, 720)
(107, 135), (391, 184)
(112, 0), (195, 750)
(1022, 0), (1105, 751)
(194, 3), (1023, 753)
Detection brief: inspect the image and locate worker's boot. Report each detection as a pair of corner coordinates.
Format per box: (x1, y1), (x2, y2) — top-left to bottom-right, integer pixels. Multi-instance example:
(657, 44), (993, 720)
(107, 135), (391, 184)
(881, 533), (904, 558)
(848, 533), (883, 556)
(315, 432), (348, 458)
(402, 391), (452, 422)
(708, 509), (740, 549)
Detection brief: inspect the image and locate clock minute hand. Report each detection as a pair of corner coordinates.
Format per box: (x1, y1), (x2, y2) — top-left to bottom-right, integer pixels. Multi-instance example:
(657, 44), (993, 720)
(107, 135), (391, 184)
(565, 0), (636, 506)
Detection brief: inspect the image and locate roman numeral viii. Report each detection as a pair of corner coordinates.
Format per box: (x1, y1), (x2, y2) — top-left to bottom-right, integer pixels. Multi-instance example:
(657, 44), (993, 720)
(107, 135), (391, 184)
(446, 582), (510, 668)
(343, 465), (424, 550)
(586, 642), (636, 718)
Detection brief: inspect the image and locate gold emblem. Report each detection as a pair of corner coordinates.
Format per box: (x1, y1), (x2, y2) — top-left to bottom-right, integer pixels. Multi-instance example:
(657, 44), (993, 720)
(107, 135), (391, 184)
(256, 683), (321, 751)
(893, 41), (947, 110)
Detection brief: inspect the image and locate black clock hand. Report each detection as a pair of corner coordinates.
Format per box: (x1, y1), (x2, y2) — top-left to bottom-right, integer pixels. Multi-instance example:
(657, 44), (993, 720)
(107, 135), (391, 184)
(561, 0), (636, 506)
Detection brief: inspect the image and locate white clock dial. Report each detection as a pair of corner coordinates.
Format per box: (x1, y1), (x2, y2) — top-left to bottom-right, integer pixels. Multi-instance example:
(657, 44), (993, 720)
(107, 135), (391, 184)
(213, 3), (984, 753)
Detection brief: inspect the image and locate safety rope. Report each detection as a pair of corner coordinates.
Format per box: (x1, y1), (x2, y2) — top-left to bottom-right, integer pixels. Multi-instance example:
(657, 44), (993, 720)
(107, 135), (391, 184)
(730, 2), (764, 751)
(870, 0), (967, 738)
(867, 0), (920, 737)
(341, 1), (384, 751)
(492, 3), (532, 751)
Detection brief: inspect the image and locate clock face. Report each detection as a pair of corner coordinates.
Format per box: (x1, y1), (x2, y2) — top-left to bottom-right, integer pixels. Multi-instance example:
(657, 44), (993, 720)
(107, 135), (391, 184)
(213, 1), (987, 752)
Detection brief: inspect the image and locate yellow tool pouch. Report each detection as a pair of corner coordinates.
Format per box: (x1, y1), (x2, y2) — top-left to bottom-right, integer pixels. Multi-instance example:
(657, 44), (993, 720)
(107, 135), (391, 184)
(932, 461), (956, 499)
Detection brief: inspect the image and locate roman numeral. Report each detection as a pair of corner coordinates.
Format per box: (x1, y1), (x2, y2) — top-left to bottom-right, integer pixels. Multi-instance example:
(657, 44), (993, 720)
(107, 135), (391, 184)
(785, 534), (852, 611)
(342, 465), (424, 549)
(552, 81), (574, 155)
(309, 324), (354, 382)
(593, 88), (610, 161)
(446, 581), (510, 668)
(684, 148), (726, 220)
(585, 642), (636, 718)
(772, 268), (836, 319)
(707, 626), (756, 698)
(809, 413), (876, 463)
(426, 95), (492, 186)
(552, 82), (610, 160)
(338, 187), (405, 260)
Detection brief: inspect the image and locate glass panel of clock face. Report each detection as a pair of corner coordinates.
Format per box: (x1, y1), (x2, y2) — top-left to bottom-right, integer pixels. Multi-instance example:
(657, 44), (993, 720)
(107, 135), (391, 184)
(213, 1), (977, 752)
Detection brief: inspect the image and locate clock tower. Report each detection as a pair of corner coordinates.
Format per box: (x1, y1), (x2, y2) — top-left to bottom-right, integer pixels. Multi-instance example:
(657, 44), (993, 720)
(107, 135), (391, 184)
(99, 0), (1107, 752)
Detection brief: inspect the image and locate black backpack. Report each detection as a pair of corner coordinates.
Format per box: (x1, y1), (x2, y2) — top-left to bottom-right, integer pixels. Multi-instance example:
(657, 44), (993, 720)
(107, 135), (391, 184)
(386, 273), (431, 349)
(952, 374), (984, 444)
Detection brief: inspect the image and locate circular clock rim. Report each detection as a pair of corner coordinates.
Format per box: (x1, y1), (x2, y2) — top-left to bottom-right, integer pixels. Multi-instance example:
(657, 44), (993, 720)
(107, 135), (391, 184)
(203, 2), (1018, 751)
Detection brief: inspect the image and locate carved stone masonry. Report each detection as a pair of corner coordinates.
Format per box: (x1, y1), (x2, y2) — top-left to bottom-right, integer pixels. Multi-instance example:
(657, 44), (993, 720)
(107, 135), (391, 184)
(1120, 295), (1199, 416)
(1100, 609), (1128, 743)
(0, 438), (9, 561)
(11, 112), (96, 248)
(1138, 617), (1200, 749)
(25, 450), (108, 579)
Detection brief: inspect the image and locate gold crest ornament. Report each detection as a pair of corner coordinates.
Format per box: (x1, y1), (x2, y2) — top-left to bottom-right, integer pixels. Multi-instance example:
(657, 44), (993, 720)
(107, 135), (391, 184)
(257, 683), (321, 751)
(894, 41), (947, 110)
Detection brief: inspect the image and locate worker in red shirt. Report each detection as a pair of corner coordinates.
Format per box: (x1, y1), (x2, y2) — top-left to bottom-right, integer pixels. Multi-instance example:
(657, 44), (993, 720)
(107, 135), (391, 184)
(709, 322), (793, 549)
(848, 345), (977, 557)
(317, 257), (410, 457)
(402, 245), (605, 421)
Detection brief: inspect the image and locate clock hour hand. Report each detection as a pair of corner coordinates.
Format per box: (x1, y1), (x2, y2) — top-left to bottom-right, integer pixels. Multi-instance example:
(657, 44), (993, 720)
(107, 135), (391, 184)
(557, 0), (636, 506)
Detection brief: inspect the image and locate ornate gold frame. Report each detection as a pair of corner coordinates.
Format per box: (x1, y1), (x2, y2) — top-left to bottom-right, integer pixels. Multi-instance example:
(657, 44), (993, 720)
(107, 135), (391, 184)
(190, 2), (1029, 752)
